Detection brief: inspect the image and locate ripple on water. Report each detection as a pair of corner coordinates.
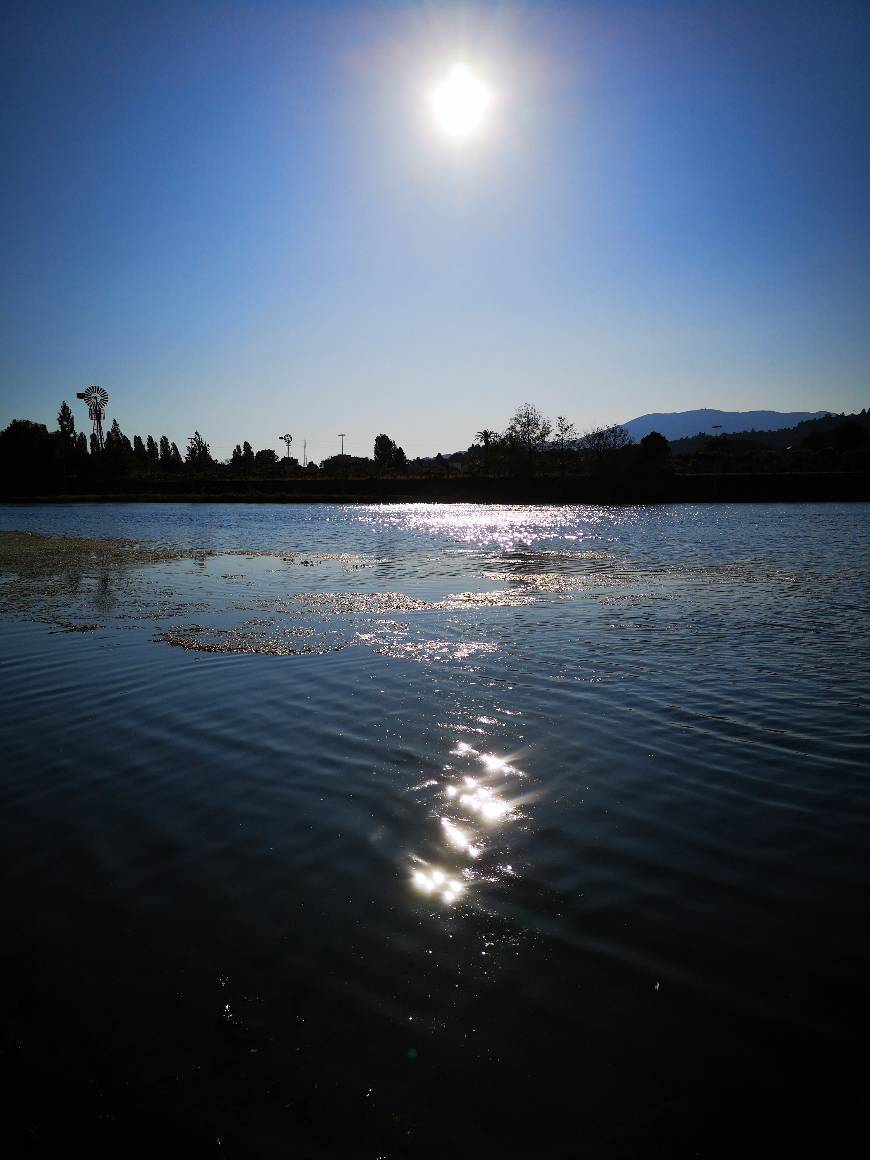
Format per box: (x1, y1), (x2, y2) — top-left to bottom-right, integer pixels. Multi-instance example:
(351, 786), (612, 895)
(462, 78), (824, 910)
(0, 506), (868, 1155)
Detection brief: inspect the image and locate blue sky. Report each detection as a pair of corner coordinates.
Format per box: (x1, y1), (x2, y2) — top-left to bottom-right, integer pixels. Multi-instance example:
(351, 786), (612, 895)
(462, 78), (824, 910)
(2, 0), (868, 460)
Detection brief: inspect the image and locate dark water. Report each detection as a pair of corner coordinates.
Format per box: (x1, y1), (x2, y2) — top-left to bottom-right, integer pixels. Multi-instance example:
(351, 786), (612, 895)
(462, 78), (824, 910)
(2, 503), (868, 1158)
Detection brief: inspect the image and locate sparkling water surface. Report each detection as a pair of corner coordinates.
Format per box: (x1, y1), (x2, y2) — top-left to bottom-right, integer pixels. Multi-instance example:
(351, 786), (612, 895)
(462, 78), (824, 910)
(1, 503), (868, 1157)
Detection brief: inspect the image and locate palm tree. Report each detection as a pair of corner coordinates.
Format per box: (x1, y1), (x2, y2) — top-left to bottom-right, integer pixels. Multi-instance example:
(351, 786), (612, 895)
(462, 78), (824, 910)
(475, 429), (497, 448)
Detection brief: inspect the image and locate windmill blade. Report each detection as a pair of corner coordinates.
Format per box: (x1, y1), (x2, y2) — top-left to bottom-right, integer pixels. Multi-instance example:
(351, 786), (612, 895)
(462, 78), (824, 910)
(84, 385), (109, 406)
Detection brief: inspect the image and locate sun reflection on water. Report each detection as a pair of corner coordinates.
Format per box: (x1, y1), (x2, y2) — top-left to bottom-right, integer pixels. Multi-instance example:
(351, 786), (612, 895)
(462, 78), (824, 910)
(451, 741), (525, 781)
(408, 736), (528, 912)
(446, 777), (511, 821)
(441, 816), (481, 858)
(412, 865), (467, 906)
(357, 503), (607, 550)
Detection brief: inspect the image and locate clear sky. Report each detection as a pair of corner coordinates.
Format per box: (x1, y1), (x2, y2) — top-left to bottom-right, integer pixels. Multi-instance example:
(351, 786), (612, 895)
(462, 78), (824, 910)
(2, 0), (868, 461)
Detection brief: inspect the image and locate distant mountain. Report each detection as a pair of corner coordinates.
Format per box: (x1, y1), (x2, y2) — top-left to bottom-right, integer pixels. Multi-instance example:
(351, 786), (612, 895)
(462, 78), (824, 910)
(622, 409), (830, 443)
(668, 409), (869, 455)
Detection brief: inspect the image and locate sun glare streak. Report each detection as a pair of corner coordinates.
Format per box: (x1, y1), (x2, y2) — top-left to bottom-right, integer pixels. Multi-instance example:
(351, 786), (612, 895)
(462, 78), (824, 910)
(429, 62), (494, 141)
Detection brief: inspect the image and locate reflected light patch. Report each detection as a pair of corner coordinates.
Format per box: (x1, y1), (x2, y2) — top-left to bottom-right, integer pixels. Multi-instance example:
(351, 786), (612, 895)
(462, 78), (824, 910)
(441, 817), (482, 858)
(481, 753), (508, 772)
(412, 867), (466, 905)
(451, 740), (524, 778)
(448, 776), (512, 822)
(359, 503), (605, 550)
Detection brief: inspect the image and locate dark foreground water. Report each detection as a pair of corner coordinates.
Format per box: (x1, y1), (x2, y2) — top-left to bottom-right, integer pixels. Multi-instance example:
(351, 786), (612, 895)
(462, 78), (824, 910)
(1, 503), (868, 1158)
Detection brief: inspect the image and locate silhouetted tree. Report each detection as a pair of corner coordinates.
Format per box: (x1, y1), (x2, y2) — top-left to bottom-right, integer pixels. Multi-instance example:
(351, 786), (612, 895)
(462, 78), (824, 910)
(146, 435), (159, 467)
(319, 454), (373, 474)
(104, 419), (134, 476)
(506, 403), (552, 470)
(832, 419), (870, 451)
(185, 430), (214, 470)
(579, 424), (632, 457)
(242, 441), (255, 472)
(57, 401), (76, 443)
(105, 419), (133, 453)
(254, 448), (278, 468)
(547, 416), (577, 475)
(132, 435), (149, 469)
(374, 433), (397, 469)
(559, 415), (580, 459)
(473, 429), (500, 471)
(0, 419), (54, 491)
(393, 445), (407, 472)
(639, 431), (671, 460)
(554, 416), (576, 453)
(55, 401), (78, 489)
(170, 441), (183, 466)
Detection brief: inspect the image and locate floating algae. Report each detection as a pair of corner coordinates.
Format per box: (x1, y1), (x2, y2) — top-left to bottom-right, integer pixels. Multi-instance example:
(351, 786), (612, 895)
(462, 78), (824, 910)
(441, 589), (536, 608)
(294, 591), (437, 615)
(279, 552), (373, 569)
(482, 570), (638, 593)
(159, 623), (340, 657)
(0, 530), (187, 575)
(0, 531), (550, 662)
(0, 531), (195, 631)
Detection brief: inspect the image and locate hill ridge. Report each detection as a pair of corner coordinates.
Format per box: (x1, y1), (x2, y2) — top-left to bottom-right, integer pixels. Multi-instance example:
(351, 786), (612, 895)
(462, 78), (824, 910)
(622, 409), (830, 442)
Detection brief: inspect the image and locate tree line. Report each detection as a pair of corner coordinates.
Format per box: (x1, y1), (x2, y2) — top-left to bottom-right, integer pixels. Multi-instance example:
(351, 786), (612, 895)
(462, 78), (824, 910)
(2, 399), (866, 495)
(464, 403), (669, 474)
(0, 400), (654, 488)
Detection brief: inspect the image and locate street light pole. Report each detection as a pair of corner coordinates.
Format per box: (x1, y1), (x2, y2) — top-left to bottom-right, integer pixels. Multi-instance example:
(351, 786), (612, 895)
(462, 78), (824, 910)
(338, 433), (346, 458)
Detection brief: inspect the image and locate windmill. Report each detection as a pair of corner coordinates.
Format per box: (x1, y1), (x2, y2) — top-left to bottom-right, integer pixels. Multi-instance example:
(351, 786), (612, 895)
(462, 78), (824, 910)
(280, 432), (293, 460)
(75, 385), (109, 450)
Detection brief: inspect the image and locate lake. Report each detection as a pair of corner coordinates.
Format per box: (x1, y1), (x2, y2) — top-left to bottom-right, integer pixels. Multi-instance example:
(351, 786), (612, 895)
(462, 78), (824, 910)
(1, 502), (867, 1157)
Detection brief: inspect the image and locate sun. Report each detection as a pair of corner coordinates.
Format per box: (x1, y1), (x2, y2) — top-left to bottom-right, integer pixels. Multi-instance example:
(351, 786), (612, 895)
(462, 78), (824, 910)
(429, 63), (494, 142)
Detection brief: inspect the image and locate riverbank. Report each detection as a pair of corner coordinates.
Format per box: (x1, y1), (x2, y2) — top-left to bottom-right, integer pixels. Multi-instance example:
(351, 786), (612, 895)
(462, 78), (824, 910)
(3, 470), (870, 504)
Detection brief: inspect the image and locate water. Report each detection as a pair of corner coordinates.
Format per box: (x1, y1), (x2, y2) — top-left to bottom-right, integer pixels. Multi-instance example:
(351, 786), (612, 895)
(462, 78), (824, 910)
(1, 503), (868, 1157)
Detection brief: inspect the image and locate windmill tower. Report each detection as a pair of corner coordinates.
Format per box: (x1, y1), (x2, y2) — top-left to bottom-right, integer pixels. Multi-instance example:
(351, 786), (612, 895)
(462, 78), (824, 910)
(280, 432), (293, 460)
(76, 385), (109, 450)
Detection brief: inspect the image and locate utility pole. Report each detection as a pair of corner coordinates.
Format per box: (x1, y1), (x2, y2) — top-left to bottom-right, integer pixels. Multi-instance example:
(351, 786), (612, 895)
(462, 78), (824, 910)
(338, 433), (347, 493)
(303, 440), (307, 468)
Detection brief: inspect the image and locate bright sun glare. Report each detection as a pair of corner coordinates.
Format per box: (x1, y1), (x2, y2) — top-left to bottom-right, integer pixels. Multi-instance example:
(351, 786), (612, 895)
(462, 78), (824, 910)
(429, 62), (494, 142)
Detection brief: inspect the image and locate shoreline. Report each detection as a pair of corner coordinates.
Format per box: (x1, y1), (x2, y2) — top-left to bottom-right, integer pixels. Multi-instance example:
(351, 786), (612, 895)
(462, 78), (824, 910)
(1, 471), (869, 504)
